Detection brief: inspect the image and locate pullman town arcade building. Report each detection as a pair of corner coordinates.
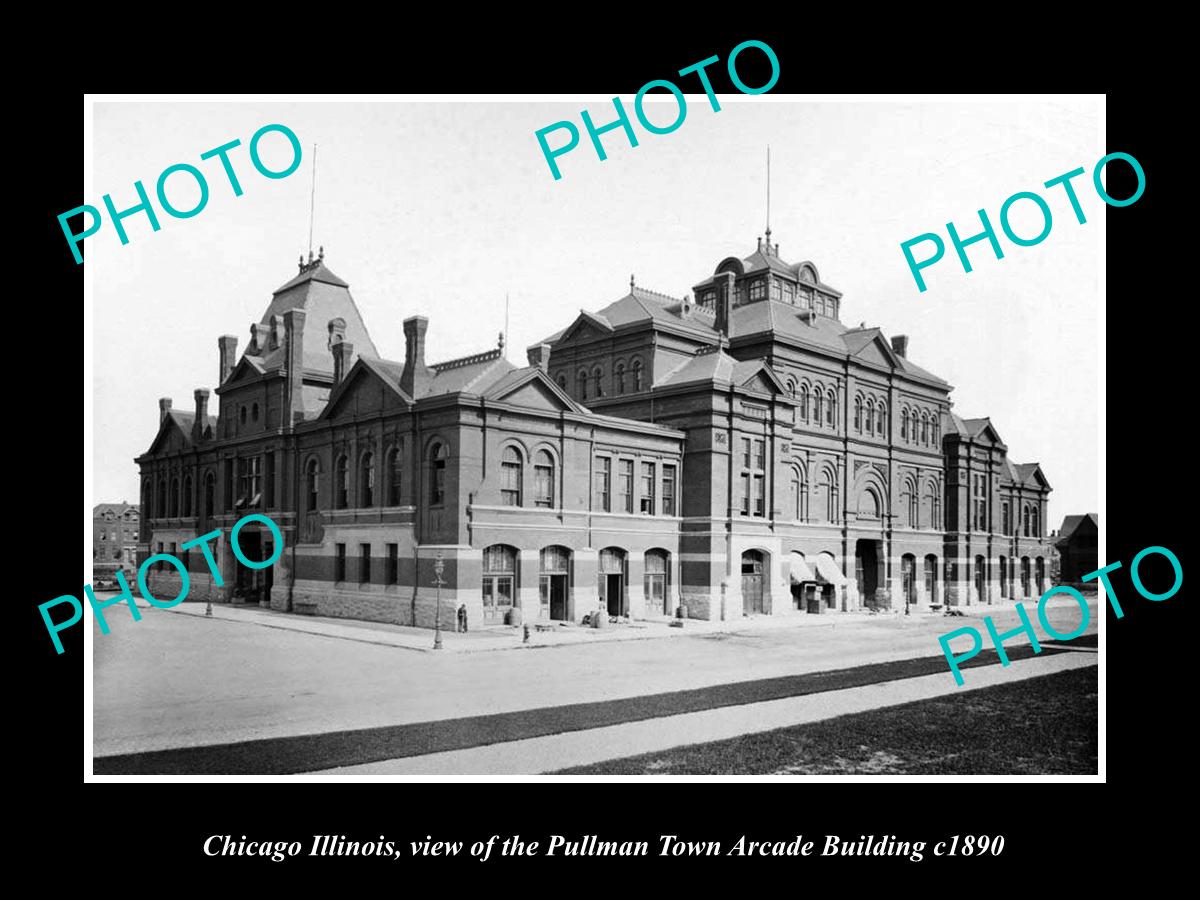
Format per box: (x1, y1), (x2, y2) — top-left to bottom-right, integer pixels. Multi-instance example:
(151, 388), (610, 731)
(137, 238), (1055, 628)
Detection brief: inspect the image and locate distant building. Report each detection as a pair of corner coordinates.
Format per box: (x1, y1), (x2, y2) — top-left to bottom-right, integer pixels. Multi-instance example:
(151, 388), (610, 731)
(1055, 513), (1098, 584)
(136, 239), (1057, 628)
(93, 502), (140, 579)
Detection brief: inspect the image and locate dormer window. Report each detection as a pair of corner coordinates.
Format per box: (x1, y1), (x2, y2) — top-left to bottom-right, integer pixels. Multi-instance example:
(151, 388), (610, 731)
(770, 279), (782, 302)
(782, 282), (796, 304)
(749, 279), (766, 302)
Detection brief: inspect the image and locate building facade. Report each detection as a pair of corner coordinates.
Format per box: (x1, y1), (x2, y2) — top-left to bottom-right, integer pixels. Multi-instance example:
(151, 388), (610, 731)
(93, 502), (140, 580)
(1054, 513), (1098, 584)
(136, 238), (1056, 628)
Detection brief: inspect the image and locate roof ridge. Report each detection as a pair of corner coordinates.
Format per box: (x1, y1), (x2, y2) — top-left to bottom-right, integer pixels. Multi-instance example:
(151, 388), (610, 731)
(632, 285), (680, 305)
(460, 357), (507, 393)
(431, 347), (503, 371)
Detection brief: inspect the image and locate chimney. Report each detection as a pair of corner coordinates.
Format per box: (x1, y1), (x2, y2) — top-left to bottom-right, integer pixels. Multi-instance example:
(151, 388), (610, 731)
(526, 343), (551, 372)
(270, 314), (284, 350)
(891, 335), (908, 358)
(333, 340), (354, 387)
(193, 389), (210, 442)
(401, 316), (433, 397)
(158, 397), (172, 424)
(283, 308), (307, 426)
(327, 317), (347, 349)
(218, 335), (238, 385)
(715, 271), (735, 337)
(249, 323), (270, 354)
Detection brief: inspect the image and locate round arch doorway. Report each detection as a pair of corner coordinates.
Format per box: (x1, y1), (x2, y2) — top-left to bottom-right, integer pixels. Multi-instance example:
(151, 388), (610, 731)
(741, 550), (766, 615)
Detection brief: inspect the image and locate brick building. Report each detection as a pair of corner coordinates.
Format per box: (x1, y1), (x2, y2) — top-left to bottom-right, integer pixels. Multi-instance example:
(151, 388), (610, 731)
(93, 502), (139, 580)
(137, 238), (1056, 627)
(1054, 513), (1098, 584)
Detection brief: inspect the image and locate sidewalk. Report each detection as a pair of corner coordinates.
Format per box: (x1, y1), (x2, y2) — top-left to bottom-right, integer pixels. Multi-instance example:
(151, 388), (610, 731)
(163, 595), (1094, 655)
(320, 651), (1098, 775)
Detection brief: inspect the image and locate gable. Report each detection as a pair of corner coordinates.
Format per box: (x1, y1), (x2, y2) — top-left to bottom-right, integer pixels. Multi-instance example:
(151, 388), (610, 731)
(557, 312), (613, 346)
(320, 362), (409, 422)
(741, 371), (780, 395)
(147, 418), (190, 455)
(225, 356), (266, 386)
(498, 380), (571, 412)
(489, 369), (579, 412)
(852, 335), (900, 369)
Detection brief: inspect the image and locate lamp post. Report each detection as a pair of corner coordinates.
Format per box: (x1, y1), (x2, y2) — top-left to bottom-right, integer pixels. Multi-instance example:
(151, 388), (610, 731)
(433, 552), (445, 650)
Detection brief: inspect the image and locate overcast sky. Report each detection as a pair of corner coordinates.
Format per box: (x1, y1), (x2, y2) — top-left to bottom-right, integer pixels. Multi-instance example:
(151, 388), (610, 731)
(90, 97), (1101, 527)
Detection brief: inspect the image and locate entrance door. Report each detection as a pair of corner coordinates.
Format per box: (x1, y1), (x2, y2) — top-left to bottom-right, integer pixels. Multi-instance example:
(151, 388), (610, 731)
(975, 555), (987, 604)
(235, 532), (261, 603)
(548, 575), (567, 620)
(856, 540), (879, 606)
(605, 574), (624, 616)
(925, 555), (938, 605)
(901, 554), (916, 606)
(741, 550), (764, 615)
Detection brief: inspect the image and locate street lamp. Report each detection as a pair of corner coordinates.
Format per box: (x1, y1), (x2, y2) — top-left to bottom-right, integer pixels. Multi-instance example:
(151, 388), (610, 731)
(433, 551), (445, 650)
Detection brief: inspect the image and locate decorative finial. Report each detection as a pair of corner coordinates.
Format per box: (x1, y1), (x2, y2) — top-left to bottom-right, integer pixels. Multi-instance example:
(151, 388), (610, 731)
(497, 331), (505, 351)
(308, 249), (314, 264)
(757, 236), (762, 251)
(298, 254), (304, 271)
(318, 245), (324, 261)
(630, 274), (635, 290)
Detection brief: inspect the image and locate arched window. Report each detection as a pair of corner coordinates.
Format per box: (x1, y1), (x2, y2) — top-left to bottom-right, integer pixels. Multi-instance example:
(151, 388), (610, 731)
(786, 378), (796, 399)
(827, 390), (837, 427)
(631, 358), (643, 391)
(854, 396), (863, 431)
(501, 446), (522, 506)
(169, 477), (179, 517)
(1031, 507), (1040, 538)
(576, 370), (588, 400)
(481, 544), (517, 622)
(858, 488), (881, 519)
(799, 384), (809, 421)
(305, 459), (319, 512)
(820, 468), (839, 523)
(615, 363), (626, 394)
(931, 417), (939, 444)
(923, 479), (939, 530)
(359, 451), (375, 507)
(533, 449), (555, 508)
(430, 442), (448, 505)
(921, 412), (929, 444)
(865, 398), (875, 433)
(644, 549), (670, 616)
(902, 479), (916, 527)
(814, 390), (824, 426)
(182, 475), (193, 517)
(591, 366), (603, 397)
(1021, 557), (1031, 595)
(334, 455), (349, 509)
(877, 401), (888, 436)
(386, 446), (402, 506)
(1023, 505), (1031, 537)
(556, 373), (567, 392)
(901, 408), (909, 441)
(158, 479), (167, 518)
(204, 472), (216, 520)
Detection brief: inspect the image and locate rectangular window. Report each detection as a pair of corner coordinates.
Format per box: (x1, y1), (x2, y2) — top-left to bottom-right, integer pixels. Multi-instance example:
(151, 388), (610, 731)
(265, 451), (276, 507)
(742, 437), (752, 469)
(639, 462), (655, 514)
(501, 457), (521, 506)
(753, 474), (765, 516)
(534, 461), (553, 508)
(749, 279), (766, 301)
(386, 543), (399, 585)
(783, 282), (796, 304)
(741, 473), (751, 515)
(360, 543), (371, 584)
(769, 278), (782, 302)
(617, 459), (634, 513)
(661, 465), (676, 516)
(754, 439), (765, 470)
(593, 456), (611, 512)
(335, 543), (346, 582)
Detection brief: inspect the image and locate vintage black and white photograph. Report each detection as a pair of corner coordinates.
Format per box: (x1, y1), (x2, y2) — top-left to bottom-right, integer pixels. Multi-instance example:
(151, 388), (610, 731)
(87, 96), (1102, 777)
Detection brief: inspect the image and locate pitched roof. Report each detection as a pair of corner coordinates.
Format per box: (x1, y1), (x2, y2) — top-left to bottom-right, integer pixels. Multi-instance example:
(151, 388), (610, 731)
(250, 257), (378, 375)
(656, 347), (780, 391)
(729, 301), (850, 355)
(1057, 513), (1098, 542)
(94, 502), (139, 517)
(425, 349), (515, 397)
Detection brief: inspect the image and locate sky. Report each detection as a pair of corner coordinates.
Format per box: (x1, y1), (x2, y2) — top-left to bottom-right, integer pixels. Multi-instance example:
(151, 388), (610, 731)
(90, 97), (1102, 528)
